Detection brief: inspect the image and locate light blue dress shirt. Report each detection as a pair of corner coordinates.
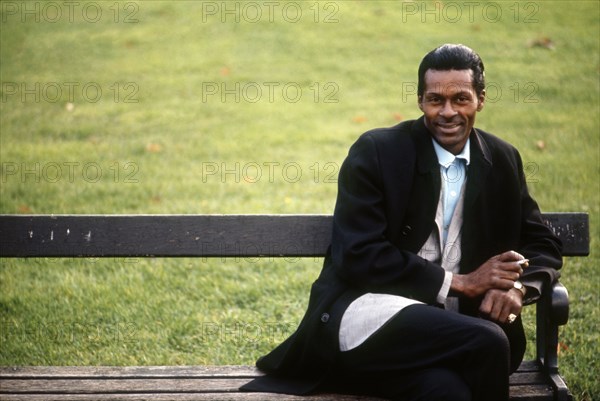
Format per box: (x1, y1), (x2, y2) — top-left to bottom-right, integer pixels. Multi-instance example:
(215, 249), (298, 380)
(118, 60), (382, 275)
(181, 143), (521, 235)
(431, 138), (470, 246)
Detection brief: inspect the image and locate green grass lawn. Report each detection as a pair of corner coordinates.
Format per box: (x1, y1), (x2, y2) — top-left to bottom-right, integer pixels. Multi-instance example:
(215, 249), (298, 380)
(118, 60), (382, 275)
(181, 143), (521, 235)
(1, 1), (598, 399)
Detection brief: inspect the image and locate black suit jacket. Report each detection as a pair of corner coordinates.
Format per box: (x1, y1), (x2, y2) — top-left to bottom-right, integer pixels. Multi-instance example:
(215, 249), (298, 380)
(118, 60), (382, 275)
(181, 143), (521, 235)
(241, 117), (562, 395)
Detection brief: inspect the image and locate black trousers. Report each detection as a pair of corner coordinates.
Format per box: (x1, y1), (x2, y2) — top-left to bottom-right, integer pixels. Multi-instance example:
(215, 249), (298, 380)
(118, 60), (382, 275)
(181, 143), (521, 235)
(330, 304), (511, 401)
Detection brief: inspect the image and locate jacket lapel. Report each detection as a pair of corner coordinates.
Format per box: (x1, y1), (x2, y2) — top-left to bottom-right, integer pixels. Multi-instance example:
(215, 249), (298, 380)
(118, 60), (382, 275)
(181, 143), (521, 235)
(398, 118), (441, 252)
(464, 129), (493, 210)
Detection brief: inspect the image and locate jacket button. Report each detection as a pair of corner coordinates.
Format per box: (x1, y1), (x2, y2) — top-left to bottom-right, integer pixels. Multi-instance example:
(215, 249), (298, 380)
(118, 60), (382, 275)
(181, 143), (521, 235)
(402, 225), (412, 236)
(320, 313), (330, 323)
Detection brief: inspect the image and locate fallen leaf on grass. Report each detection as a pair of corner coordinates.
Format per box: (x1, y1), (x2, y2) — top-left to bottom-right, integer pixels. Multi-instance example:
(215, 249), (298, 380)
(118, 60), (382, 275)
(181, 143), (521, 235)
(18, 205), (32, 213)
(529, 37), (555, 50)
(145, 143), (162, 153)
(124, 40), (138, 49)
(535, 140), (546, 150)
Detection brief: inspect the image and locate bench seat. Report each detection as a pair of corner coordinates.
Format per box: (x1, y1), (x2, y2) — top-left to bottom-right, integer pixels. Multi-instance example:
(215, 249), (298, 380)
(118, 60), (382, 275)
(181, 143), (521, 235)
(0, 361), (559, 400)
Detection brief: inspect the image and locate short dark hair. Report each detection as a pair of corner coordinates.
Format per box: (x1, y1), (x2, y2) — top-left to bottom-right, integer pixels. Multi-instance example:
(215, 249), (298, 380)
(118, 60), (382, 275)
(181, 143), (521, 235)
(417, 44), (485, 97)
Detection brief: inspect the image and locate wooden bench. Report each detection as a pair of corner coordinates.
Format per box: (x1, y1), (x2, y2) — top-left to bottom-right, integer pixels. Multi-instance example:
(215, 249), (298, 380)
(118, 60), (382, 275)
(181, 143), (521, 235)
(0, 213), (589, 400)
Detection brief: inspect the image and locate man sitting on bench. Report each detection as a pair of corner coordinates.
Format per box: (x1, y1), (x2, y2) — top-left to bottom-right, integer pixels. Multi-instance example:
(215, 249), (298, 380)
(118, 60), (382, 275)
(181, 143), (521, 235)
(241, 44), (562, 401)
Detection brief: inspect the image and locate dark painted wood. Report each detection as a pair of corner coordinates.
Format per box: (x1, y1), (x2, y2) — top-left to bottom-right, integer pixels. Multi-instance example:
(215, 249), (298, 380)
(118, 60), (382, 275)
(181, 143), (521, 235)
(541, 213), (589, 256)
(0, 364), (558, 400)
(0, 213), (583, 401)
(0, 213), (589, 257)
(0, 215), (331, 257)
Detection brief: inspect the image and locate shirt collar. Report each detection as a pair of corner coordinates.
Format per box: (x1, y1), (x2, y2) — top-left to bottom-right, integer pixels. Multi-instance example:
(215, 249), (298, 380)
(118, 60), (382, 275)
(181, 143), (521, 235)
(431, 137), (471, 168)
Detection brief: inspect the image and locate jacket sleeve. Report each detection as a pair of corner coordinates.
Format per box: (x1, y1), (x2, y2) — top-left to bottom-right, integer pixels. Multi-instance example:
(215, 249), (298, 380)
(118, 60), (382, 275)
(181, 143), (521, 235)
(330, 132), (445, 304)
(514, 150), (563, 304)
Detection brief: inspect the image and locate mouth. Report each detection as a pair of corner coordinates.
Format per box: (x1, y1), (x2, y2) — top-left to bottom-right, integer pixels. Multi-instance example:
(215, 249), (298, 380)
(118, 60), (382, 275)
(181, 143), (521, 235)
(435, 122), (463, 134)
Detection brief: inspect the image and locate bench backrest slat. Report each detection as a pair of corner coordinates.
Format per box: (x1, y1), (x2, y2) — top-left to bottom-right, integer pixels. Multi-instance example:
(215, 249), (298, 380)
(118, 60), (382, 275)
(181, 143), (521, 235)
(0, 213), (589, 258)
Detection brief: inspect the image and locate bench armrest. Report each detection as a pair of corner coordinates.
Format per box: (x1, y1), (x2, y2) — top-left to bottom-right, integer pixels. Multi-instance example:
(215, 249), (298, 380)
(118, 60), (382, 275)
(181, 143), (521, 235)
(536, 281), (569, 371)
(536, 281), (572, 401)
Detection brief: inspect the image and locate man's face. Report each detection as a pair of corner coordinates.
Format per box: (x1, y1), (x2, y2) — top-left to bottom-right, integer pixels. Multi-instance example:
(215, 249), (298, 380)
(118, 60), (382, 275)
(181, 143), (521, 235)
(418, 69), (485, 155)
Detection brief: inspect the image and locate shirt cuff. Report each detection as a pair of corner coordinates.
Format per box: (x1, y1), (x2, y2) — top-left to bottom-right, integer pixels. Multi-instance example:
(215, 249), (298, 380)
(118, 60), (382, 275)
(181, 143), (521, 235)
(436, 271), (453, 304)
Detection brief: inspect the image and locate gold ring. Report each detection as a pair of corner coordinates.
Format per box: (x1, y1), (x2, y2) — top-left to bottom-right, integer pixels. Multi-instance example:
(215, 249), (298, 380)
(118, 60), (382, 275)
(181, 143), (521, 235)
(507, 313), (517, 324)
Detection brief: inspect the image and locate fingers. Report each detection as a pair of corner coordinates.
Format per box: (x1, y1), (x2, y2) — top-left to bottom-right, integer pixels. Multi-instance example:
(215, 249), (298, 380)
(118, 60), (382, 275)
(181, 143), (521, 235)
(498, 270), (521, 283)
(478, 252), (528, 323)
(479, 289), (523, 324)
(488, 260), (523, 288)
(497, 251), (529, 269)
(495, 301), (514, 323)
(493, 277), (517, 291)
(498, 250), (525, 262)
(481, 300), (514, 323)
(464, 251), (528, 297)
(492, 251), (528, 276)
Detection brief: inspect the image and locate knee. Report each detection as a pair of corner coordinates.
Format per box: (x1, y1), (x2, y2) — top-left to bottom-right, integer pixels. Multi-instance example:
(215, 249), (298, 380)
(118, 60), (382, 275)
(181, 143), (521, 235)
(473, 320), (510, 356)
(466, 320), (511, 377)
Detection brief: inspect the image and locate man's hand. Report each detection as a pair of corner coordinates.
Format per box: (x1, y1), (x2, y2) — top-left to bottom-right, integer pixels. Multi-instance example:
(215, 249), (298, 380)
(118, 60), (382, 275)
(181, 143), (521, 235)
(479, 288), (524, 324)
(451, 250), (526, 298)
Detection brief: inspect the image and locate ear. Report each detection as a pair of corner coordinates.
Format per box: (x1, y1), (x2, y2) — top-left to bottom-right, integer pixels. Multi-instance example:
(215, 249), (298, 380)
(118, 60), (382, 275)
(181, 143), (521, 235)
(418, 95), (424, 112)
(476, 89), (486, 111)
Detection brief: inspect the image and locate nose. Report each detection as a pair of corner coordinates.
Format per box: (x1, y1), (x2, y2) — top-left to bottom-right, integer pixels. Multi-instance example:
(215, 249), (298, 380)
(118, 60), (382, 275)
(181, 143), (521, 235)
(439, 100), (457, 118)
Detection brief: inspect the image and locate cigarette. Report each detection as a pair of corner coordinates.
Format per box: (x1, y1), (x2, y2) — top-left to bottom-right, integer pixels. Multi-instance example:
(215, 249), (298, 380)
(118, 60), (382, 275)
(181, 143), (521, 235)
(518, 259), (529, 267)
